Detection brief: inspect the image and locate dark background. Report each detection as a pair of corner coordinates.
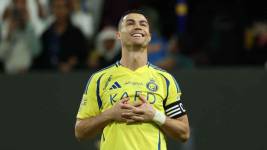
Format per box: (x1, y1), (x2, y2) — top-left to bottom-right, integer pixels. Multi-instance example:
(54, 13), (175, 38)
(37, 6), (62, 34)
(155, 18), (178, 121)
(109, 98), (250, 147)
(0, 69), (266, 150)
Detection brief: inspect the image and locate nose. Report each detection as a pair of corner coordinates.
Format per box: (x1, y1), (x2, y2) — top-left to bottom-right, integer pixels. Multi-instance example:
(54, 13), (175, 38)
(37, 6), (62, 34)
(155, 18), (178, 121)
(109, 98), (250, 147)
(133, 25), (142, 31)
(133, 23), (142, 30)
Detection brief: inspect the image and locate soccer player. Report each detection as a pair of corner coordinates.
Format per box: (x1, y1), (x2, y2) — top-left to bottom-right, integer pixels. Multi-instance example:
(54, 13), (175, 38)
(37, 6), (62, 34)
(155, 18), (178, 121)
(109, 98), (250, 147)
(75, 10), (190, 150)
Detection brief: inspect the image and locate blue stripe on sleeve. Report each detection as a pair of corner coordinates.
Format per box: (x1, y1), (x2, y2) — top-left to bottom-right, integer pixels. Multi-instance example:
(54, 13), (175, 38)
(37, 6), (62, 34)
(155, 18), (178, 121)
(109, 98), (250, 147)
(171, 75), (180, 93)
(84, 74), (94, 94)
(84, 64), (115, 94)
(159, 73), (170, 107)
(96, 74), (105, 110)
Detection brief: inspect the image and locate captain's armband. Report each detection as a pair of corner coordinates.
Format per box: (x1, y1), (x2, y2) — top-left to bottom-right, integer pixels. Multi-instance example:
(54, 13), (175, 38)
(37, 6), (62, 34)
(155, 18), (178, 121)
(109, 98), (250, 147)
(165, 100), (186, 119)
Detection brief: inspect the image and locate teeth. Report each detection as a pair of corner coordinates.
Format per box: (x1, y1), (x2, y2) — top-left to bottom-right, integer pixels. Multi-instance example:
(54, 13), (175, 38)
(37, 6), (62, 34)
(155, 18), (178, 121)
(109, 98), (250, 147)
(132, 33), (142, 37)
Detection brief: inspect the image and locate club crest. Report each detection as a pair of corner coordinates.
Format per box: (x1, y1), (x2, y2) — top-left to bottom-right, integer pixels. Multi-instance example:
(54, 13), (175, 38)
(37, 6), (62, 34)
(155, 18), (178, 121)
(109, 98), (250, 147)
(146, 80), (158, 92)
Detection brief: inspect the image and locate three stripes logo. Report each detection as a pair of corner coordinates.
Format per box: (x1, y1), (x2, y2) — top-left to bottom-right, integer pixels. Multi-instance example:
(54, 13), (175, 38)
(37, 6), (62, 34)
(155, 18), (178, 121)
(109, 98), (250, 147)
(109, 81), (122, 90)
(165, 101), (186, 118)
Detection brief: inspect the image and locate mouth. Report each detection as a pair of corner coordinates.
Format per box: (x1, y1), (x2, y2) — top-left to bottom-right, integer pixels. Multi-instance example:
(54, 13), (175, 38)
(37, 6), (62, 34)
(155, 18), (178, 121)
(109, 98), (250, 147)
(131, 33), (145, 38)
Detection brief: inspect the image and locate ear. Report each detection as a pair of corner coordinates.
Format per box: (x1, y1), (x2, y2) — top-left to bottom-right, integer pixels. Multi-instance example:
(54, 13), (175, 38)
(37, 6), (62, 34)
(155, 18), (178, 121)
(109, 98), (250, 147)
(116, 32), (121, 40)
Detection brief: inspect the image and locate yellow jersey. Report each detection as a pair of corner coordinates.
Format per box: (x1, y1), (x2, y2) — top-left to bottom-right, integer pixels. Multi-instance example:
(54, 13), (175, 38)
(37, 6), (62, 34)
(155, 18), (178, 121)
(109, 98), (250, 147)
(77, 62), (187, 150)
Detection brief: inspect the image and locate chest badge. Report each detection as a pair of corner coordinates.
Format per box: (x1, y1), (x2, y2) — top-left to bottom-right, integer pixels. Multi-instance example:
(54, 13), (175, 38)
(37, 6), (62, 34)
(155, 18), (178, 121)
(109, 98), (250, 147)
(146, 79), (158, 92)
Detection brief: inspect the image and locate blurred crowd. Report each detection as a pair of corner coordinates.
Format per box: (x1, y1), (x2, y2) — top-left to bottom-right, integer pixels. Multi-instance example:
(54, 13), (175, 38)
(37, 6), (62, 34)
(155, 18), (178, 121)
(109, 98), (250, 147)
(0, 0), (266, 74)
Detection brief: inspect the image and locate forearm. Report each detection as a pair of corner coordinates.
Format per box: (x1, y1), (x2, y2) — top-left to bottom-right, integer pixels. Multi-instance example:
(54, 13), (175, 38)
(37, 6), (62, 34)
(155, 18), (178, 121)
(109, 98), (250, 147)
(160, 116), (190, 142)
(75, 110), (112, 141)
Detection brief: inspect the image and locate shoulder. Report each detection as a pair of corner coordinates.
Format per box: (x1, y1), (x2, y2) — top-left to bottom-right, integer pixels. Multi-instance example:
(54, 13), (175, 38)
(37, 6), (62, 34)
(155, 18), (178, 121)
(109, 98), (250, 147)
(83, 63), (117, 93)
(68, 23), (84, 35)
(148, 63), (173, 79)
(90, 63), (117, 80)
(148, 63), (180, 88)
(41, 25), (54, 39)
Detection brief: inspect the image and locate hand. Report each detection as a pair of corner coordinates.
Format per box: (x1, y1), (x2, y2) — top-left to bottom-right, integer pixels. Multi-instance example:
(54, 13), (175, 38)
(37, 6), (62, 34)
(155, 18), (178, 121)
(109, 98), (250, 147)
(59, 57), (77, 73)
(59, 63), (72, 73)
(107, 97), (135, 122)
(122, 95), (156, 123)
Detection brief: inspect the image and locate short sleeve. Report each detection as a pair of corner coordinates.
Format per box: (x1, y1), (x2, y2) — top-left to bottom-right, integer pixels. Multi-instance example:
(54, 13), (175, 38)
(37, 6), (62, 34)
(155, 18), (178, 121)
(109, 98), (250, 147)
(77, 74), (101, 119)
(164, 75), (187, 118)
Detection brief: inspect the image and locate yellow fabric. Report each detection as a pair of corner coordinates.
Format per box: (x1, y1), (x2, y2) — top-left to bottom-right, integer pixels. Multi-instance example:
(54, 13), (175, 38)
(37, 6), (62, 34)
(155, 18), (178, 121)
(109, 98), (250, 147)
(77, 62), (182, 150)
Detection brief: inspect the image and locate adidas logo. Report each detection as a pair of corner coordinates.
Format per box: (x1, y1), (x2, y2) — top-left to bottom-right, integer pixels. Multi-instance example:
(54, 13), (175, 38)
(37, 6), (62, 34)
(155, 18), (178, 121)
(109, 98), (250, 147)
(109, 82), (121, 90)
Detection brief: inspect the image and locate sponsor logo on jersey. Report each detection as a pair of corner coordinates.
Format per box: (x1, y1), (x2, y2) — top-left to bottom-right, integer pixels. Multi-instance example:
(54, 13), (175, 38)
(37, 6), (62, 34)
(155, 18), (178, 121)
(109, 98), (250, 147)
(109, 91), (157, 105)
(125, 81), (143, 86)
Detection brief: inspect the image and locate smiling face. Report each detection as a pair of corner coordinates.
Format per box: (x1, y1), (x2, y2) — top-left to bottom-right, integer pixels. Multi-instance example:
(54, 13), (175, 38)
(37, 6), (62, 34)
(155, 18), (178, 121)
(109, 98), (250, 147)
(117, 13), (151, 49)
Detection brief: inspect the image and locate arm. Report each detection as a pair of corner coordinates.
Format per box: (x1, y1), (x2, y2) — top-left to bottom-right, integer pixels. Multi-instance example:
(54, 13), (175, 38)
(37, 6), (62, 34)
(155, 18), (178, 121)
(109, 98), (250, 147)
(122, 95), (190, 142)
(75, 109), (112, 141)
(75, 98), (132, 141)
(161, 115), (190, 142)
(160, 74), (190, 141)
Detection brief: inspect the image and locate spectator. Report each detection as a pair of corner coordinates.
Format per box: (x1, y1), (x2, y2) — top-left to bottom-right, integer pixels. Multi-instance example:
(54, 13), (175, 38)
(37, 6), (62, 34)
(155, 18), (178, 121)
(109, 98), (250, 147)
(0, 0), (51, 37)
(69, 0), (94, 39)
(245, 22), (267, 66)
(27, 0), (51, 37)
(168, 36), (195, 69)
(141, 7), (173, 70)
(0, 0), (40, 74)
(85, 0), (104, 32)
(148, 32), (171, 69)
(35, 0), (87, 72)
(88, 26), (120, 69)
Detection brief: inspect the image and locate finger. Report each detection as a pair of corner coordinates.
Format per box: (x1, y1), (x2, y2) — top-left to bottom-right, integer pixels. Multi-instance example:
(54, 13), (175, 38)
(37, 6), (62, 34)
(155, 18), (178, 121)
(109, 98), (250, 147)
(120, 97), (130, 104)
(132, 108), (145, 115)
(130, 115), (144, 122)
(120, 118), (128, 122)
(121, 112), (135, 118)
(138, 95), (147, 103)
(132, 101), (142, 107)
(121, 104), (135, 110)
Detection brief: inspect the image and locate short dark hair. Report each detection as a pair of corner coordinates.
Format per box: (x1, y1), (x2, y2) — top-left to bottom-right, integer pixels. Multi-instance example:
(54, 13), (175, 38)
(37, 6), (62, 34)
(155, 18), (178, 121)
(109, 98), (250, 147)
(117, 9), (150, 31)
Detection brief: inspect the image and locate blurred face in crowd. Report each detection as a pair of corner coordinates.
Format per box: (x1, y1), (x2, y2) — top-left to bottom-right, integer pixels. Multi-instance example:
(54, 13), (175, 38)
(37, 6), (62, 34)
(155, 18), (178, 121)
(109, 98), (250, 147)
(69, 0), (81, 12)
(118, 13), (151, 49)
(52, 0), (69, 23)
(104, 39), (116, 52)
(11, 0), (28, 29)
(13, 0), (27, 11)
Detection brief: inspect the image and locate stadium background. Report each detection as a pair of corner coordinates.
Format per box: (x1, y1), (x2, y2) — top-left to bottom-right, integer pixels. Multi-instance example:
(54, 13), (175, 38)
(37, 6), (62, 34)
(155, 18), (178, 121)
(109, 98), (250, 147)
(0, 0), (266, 150)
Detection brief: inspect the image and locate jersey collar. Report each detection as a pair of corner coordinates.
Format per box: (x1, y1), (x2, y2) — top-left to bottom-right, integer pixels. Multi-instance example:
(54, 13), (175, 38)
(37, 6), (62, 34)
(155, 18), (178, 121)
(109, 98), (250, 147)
(115, 61), (150, 73)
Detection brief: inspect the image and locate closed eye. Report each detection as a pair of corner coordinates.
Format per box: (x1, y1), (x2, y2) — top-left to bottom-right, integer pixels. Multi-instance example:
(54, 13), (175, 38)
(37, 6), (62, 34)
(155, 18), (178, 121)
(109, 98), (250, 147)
(126, 19), (135, 26)
(140, 20), (148, 27)
(140, 23), (147, 27)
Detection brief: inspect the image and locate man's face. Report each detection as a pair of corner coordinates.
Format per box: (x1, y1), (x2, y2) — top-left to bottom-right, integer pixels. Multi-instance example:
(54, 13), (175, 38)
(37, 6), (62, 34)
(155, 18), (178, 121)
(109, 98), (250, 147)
(118, 13), (151, 48)
(14, 0), (26, 10)
(104, 39), (116, 51)
(52, 0), (69, 21)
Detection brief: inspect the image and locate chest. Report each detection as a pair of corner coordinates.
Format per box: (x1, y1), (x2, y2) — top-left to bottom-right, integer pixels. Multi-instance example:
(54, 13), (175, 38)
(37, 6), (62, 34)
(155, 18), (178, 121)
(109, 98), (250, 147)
(100, 73), (166, 110)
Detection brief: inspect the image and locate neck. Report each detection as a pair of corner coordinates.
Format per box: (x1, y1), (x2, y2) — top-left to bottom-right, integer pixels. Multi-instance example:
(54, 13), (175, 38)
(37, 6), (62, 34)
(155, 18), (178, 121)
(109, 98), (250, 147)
(54, 20), (67, 34)
(120, 45), (148, 70)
